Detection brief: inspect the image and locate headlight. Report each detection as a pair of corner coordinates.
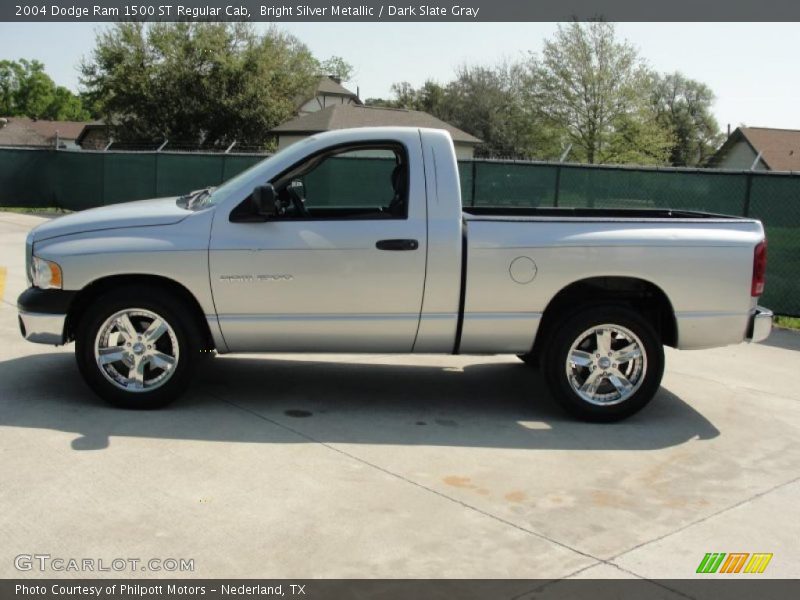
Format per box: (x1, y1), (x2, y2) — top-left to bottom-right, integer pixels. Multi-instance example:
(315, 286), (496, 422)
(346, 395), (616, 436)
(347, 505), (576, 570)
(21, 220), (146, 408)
(31, 256), (63, 290)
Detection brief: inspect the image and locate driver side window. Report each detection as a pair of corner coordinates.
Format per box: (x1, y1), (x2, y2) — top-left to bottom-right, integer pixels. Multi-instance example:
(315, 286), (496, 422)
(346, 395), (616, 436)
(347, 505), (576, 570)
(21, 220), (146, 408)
(275, 144), (408, 220)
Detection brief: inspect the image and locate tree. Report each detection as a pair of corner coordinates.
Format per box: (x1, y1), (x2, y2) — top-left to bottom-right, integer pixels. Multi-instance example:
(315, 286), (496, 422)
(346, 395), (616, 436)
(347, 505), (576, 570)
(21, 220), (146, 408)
(366, 68), (560, 159)
(365, 81), (423, 110)
(80, 23), (319, 147)
(389, 81), (417, 108)
(0, 59), (89, 120)
(526, 22), (672, 164)
(650, 72), (723, 166)
(359, 23), (720, 165)
(319, 56), (354, 82)
(442, 63), (561, 159)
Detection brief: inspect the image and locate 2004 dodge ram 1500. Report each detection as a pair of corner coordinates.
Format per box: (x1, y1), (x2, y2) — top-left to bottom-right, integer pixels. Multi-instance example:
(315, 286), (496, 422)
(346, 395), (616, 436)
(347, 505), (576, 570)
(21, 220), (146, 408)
(18, 127), (773, 421)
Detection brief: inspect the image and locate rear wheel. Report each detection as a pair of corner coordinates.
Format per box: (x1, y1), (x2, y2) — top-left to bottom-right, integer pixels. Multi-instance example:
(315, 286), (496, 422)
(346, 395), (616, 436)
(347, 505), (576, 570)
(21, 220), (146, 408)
(75, 287), (199, 409)
(542, 306), (664, 422)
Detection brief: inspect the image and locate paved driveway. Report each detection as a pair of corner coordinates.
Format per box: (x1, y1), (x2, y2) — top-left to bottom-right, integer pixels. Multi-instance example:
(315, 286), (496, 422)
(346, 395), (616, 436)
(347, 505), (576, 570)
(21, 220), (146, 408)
(1, 211), (798, 584)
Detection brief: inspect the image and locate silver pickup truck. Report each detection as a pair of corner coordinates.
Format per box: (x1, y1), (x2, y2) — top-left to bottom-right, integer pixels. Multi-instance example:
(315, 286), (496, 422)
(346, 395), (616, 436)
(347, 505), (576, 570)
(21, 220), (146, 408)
(18, 127), (772, 421)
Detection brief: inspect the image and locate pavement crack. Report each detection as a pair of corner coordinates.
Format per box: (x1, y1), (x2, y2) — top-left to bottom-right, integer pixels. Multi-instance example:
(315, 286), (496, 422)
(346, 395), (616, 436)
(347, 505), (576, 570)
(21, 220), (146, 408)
(213, 392), (604, 568)
(667, 368), (800, 404)
(608, 473), (800, 563)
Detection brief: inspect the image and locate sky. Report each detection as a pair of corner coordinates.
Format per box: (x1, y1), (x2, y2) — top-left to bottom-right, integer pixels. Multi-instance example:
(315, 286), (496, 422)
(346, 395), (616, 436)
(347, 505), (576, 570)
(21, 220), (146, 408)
(1, 22), (799, 131)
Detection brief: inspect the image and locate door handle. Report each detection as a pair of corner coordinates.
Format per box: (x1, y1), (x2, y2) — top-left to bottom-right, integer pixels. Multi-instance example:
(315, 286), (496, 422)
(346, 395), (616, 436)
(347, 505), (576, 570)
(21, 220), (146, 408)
(376, 239), (419, 251)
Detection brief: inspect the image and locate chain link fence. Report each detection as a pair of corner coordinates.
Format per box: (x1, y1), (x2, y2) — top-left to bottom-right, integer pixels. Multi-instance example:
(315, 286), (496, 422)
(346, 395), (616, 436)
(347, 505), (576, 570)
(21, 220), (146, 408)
(2, 147), (798, 315)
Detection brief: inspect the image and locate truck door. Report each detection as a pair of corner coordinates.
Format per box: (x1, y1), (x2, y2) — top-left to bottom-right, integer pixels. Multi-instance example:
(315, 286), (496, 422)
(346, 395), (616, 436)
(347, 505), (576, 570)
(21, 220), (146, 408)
(209, 140), (427, 352)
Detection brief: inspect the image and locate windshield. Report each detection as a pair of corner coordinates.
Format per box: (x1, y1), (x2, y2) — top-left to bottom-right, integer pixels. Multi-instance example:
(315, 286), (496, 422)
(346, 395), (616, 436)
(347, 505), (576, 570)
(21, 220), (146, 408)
(188, 145), (299, 210)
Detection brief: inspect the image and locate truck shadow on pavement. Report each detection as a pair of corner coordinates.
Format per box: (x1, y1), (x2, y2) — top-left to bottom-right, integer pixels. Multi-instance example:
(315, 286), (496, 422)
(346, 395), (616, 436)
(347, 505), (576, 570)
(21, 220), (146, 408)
(0, 352), (719, 452)
(761, 327), (800, 352)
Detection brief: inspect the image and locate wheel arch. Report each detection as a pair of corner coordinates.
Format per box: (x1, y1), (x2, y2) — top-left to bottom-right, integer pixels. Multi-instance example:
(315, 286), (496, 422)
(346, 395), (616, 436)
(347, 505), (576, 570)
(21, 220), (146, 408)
(64, 274), (215, 350)
(527, 276), (677, 365)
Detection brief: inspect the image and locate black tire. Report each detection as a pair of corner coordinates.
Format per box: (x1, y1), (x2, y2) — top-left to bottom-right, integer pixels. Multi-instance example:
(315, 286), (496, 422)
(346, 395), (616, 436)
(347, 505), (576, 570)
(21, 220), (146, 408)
(542, 305), (664, 422)
(517, 353), (539, 368)
(75, 286), (201, 409)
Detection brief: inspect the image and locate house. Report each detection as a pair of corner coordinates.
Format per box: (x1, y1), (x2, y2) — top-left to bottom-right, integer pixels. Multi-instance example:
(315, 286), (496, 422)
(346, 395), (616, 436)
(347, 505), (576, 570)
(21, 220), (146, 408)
(271, 104), (482, 159)
(75, 122), (109, 150)
(710, 127), (800, 171)
(70, 75), (364, 149)
(298, 76), (362, 115)
(0, 116), (87, 149)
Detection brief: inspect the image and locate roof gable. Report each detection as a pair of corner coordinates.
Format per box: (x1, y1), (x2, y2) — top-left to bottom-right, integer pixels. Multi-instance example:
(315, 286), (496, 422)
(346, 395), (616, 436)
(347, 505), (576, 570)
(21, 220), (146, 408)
(315, 76), (359, 98)
(714, 126), (800, 171)
(738, 127), (800, 171)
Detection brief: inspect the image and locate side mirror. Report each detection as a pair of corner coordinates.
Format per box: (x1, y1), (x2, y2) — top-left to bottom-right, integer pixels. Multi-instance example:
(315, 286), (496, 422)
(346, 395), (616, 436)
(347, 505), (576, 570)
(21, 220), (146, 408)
(252, 184), (277, 217)
(229, 183), (278, 223)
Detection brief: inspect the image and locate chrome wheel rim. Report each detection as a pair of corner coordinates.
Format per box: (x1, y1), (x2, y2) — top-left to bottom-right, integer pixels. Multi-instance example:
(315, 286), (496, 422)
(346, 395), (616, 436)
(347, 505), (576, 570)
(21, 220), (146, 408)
(565, 324), (647, 406)
(94, 308), (179, 393)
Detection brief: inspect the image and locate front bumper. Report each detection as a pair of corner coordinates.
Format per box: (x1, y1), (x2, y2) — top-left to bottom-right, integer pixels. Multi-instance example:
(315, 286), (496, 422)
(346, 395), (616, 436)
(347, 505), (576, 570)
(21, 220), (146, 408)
(746, 305), (773, 343)
(18, 311), (67, 345)
(17, 287), (76, 345)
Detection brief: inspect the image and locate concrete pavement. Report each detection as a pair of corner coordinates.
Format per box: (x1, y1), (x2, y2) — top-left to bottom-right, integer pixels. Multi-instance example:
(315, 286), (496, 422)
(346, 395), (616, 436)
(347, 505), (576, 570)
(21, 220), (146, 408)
(0, 211), (798, 581)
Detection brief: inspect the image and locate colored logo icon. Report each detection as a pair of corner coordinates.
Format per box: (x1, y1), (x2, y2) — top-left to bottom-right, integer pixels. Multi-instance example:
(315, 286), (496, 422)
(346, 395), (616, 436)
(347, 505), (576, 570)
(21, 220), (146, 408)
(696, 553), (773, 574)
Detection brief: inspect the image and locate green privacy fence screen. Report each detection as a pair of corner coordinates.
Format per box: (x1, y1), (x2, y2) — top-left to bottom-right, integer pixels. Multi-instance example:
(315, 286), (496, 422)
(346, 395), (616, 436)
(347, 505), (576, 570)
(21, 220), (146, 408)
(0, 148), (266, 210)
(2, 147), (799, 315)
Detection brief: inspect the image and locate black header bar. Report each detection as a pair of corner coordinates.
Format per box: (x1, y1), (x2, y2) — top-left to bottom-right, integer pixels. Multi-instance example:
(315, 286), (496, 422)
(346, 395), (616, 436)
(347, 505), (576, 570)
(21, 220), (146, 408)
(3, 0), (800, 22)
(4, 579), (800, 600)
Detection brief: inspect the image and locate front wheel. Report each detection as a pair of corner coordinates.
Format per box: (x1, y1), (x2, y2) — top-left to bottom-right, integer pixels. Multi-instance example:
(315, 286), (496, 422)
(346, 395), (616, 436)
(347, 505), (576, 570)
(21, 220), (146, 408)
(542, 306), (664, 422)
(75, 287), (199, 409)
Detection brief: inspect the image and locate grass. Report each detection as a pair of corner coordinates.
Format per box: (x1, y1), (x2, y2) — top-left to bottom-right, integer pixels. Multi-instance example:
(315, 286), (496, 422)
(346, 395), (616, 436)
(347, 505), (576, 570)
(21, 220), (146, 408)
(0, 206), (72, 216)
(775, 315), (800, 331)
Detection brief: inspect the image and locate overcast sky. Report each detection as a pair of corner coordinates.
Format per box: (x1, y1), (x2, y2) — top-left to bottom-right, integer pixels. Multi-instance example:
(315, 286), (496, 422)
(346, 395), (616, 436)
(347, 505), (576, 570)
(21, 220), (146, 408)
(1, 22), (799, 131)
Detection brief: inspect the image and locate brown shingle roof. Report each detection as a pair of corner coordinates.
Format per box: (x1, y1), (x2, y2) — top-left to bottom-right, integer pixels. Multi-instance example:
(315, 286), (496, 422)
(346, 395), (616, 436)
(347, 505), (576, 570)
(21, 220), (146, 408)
(0, 116), (88, 147)
(714, 127), (800, 171)
(295, 76), (362, 109)
(271, 104), (482, 145)
(738, 127), (800, 171)
(315, 76), (359, 98)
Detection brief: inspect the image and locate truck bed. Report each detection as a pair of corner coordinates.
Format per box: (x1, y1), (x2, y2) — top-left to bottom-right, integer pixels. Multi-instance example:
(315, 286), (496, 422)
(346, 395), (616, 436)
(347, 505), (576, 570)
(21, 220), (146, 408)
(458, 205), (764, 353)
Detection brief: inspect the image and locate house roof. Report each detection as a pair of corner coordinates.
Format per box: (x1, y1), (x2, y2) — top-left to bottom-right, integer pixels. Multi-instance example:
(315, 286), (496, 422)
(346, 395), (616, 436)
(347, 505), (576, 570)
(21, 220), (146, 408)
(272, 104), (482, 145)
(75, 122), (107, 145)
(713, 127), (800, 171)
(315, 76), (359, 98)
(0, 116), (88, 147)
(295, 76), (362, 109)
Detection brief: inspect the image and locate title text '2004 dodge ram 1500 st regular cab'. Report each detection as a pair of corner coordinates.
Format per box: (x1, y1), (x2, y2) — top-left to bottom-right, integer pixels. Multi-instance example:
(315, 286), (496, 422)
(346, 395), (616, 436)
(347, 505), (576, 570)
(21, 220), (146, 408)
(18, 127), (773, 421)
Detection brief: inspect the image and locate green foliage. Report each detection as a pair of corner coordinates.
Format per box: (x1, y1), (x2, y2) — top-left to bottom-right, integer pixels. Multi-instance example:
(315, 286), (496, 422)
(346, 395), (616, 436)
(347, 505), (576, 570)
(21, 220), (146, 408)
(443, 64), (562, 159)
(75, 21), (722, 165)
(319, 56), (354, 82)
(0, 59), (90, 121)
(80, 23), (319, 147)
(369, 23), (719, 166)
(775, 315), (800, 330)
(651, 72), (724, 166)
(527, 22), (673, 165)
(368, 68), (561, 159)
